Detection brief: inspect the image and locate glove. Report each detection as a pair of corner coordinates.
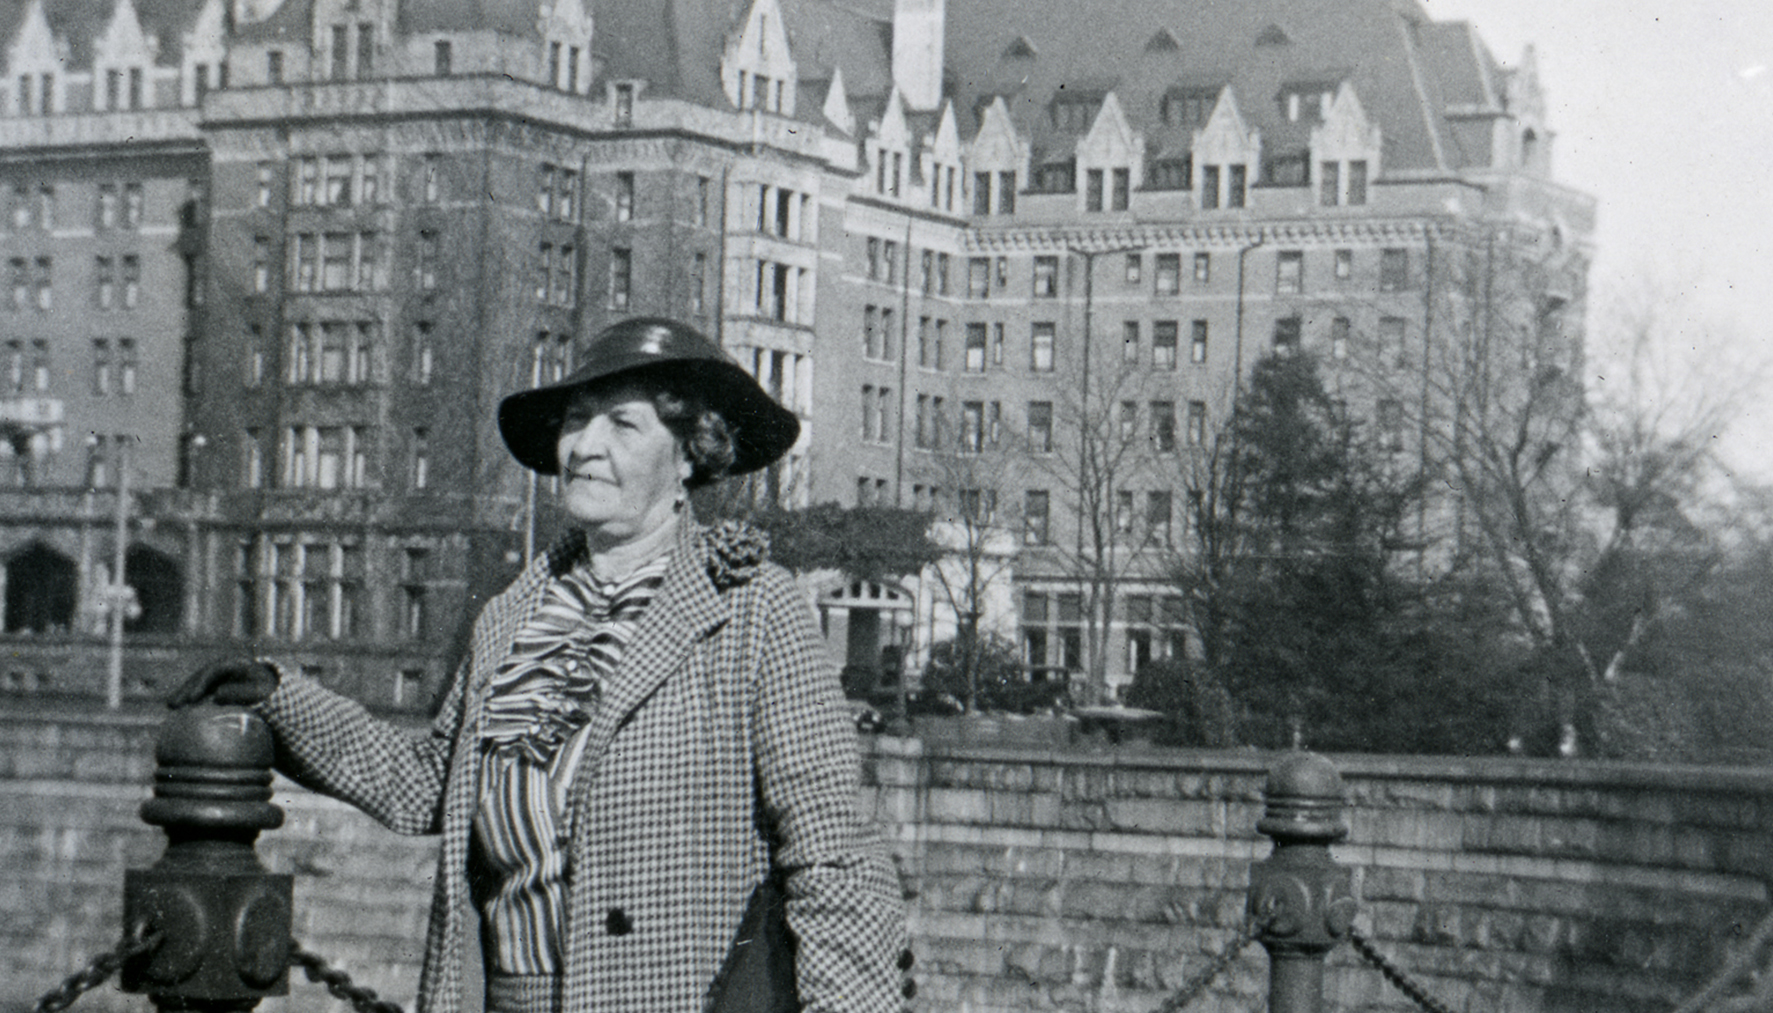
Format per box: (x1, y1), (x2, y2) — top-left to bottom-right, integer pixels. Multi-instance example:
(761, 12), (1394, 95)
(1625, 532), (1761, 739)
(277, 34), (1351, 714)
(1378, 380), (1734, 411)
(166, 658), (281, 709)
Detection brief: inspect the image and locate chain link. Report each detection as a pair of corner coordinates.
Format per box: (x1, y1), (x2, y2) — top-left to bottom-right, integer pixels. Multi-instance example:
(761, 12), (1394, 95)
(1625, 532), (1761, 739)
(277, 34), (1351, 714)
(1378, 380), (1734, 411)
(1148, 920), (1260, 1013)
(1349, 928), (1458, 1013)
(31, 925), (162, 1013)
(290, 940), (406, 1013)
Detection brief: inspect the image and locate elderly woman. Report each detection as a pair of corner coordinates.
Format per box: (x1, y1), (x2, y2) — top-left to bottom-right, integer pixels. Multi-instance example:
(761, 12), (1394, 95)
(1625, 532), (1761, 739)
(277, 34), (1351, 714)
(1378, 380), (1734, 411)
(171, 318), (911, 1013)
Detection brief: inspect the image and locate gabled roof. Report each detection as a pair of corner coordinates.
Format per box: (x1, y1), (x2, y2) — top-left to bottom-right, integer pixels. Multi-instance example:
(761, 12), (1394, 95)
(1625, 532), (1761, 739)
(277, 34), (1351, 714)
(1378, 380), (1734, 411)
(942, 0), (1501, 173)
(1, 0), (199, 68)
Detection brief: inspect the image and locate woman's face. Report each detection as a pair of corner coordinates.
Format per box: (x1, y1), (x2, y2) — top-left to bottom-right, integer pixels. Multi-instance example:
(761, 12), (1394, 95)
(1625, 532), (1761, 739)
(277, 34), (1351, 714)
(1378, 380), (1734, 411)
(555, 384), (690, 540)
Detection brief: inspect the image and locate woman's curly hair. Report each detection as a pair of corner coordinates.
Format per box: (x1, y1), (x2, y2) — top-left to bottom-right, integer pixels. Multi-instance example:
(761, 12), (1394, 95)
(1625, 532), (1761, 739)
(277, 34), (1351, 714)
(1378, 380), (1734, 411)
(648, 386), (737, 488)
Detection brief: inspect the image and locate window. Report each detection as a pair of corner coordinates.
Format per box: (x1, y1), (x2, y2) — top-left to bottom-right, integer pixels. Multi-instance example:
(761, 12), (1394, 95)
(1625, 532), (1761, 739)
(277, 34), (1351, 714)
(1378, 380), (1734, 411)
(411, 428), (429, 489)
(267, 50), (283, 84)
(1155, 253), (1180, 296)
(961, 401), (984, 453)
(1273, 315), (1301, 353)
(1150, 401), (1176, 452)
(242, 430), (265, 489)
(95, 256), (115, 309)
(31, 257), (51, 310)
(1190, 320), (1209, 364)
(96, 185), (117, 229)
(1111, 168), (1130, 210)
(121, 256), (139, 308)
(1347, 160), (1368, 205)
(998, 171), (1016, 214)
(1187, 401), (1207, 446)
(1029, 322), (1055, 372)
(1380, 316), (1407, 368)
(1152, 321), (1178, 370)
(1122, 321), (1139, 364)
(245, 324), (264, 387)
(1027, 401), (1053, 453)
(1200, 165), (1220, 209)
(1380, 248), (1408, 291)
(1228, 165), (1247, 207)
(964, 323), (987, 372)
(916, 317), (931, 367)
(1023, 490), (1050, 545)
(7, 258), (25, 311)
(936, 253), (950, 295)
(92, 339), (112, 395)
(1051, 98), (1097, 131)
(1161, 88), (1216, 128)
(958, 488), (997, 525)
(1194, 252), (1211, 283)
(416, 230), (438, 290)
(1148, 491), (1174, 546)
(1330, 317), (1351, 360)
(1085, 169), (1104, 212)
(1319, 161), (1340, 206)
(914, 394), (932, 449)
(118, 339), (136, 394)
(423, 155), (441, 203)
(1334, 249), (1353, 280)
(1116, 489), (1135, 533)
(1149, 158), (1191, 191)
(1377, 399), (1404, 453)
(609, 248), (631, 310)
(973, 171), (991, 216)
(325, 155), (351, 205)
(690, 252), (707, 314)
(992, 323), (1004, 365)
(1276, 251), (1303, 294)
(1118, 402), (1138, 443)
(862, 306), (880, 360)
(356, 21), (374, 77)
(434, 40), (452, 75)
(413, 322), (434, 385)
(283, 425), (370, 489)
(860, 385), (877, 441)
(882, 240), (898, 285)
(615, 171), (634, 222)
(615, 82), (634, 125)
(1032, 256), (1058, 298)
(968, 257), (990, 297)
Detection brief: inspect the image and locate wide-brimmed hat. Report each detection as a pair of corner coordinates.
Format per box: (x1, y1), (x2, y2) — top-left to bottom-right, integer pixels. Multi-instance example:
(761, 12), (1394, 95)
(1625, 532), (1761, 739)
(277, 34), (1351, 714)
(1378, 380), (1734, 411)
(498, 317), (800, 477)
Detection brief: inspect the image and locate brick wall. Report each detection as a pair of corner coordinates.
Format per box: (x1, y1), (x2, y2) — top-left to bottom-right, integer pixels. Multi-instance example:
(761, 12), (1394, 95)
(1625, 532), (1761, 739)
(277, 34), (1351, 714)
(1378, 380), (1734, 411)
(6, 710), (1771, 1013)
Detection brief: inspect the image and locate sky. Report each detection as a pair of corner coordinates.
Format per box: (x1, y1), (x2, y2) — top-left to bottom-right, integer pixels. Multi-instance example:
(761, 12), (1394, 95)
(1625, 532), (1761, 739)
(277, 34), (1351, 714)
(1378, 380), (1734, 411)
(1418, 0), (1773, 480)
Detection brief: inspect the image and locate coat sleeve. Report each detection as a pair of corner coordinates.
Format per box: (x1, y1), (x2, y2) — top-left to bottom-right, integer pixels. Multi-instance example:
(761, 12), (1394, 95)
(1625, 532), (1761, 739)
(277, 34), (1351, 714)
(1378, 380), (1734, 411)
(747, 569), (911, 1013)
(253, 659), (468, 837)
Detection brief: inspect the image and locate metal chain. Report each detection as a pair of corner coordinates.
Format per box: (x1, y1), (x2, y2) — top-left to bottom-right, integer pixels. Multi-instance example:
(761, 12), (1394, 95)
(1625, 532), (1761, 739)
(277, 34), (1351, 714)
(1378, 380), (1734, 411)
(1349, 928), (1458, 1013)
(31, 925), (162, 1013)
(290, 940), (406, 1013)
(1149, 921), (1260, 1013)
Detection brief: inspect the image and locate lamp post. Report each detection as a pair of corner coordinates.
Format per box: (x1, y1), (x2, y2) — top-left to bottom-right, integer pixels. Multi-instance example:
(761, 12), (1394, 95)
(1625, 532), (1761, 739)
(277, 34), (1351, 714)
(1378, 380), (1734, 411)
(91, 433), (138, 710)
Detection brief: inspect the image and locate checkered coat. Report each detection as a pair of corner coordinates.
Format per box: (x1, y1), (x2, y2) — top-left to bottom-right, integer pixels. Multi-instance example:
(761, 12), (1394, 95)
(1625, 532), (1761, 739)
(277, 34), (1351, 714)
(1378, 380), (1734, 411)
(256, 520), (910, 1013)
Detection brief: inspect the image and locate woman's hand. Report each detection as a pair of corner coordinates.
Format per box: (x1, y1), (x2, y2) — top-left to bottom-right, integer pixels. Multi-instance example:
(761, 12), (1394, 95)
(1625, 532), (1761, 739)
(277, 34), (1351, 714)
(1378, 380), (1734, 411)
(166, 659), (281, 709)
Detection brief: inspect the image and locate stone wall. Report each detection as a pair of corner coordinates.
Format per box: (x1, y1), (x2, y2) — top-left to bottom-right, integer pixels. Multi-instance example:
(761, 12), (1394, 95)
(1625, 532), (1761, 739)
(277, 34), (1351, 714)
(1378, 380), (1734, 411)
(5, 709), (1771, 1013)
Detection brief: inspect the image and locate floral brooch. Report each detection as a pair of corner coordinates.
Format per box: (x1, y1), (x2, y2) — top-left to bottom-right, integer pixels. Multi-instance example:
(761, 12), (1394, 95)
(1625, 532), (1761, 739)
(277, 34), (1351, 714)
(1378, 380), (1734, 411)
(703, 520), (770, 589)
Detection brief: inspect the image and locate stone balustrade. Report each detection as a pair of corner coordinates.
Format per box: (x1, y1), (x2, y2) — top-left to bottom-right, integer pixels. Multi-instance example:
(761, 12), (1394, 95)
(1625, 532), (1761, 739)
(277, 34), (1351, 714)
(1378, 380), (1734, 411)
(4, 709), (1770, 1013)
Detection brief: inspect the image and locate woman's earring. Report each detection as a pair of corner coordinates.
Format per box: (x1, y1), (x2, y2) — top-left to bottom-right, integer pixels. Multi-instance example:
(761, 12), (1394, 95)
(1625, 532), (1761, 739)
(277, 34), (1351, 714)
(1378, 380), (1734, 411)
(673, 492), (687, 514)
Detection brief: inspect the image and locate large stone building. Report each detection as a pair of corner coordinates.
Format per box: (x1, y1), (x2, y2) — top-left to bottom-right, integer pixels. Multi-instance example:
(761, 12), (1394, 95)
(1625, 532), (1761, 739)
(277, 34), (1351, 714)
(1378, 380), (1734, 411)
(0, 0), (1591, 707)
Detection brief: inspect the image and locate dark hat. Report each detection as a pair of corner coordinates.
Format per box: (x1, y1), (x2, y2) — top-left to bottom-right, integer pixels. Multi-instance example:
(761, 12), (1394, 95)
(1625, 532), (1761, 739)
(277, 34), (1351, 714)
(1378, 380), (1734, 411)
(498, 318), (800, 477)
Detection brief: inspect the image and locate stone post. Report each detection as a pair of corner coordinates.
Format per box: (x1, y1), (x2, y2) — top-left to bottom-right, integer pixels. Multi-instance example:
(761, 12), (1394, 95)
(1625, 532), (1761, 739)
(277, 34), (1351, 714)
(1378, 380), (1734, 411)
(121, 704), (292, 1012)
(1248, 752), (1357, 1013)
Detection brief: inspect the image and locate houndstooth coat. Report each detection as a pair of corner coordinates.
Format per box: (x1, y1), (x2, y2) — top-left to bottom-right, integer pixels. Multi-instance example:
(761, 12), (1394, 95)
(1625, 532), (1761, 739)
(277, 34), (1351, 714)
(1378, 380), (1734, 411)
(256, 520), (911, 1013)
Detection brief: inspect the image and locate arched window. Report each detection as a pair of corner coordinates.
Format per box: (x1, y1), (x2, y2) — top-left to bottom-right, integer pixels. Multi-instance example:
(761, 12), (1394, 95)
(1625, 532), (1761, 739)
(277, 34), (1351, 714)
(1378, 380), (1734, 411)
(4, 542), (76, 634)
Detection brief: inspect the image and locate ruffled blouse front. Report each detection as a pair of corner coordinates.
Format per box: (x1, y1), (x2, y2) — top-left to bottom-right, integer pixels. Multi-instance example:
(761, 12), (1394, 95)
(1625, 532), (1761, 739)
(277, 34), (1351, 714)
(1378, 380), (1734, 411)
(469, 550), (670, 975)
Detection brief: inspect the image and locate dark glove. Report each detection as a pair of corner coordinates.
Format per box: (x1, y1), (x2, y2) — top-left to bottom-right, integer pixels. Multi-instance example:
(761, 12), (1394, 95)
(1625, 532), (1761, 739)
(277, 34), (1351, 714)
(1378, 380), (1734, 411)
(166, 658), (281, 709)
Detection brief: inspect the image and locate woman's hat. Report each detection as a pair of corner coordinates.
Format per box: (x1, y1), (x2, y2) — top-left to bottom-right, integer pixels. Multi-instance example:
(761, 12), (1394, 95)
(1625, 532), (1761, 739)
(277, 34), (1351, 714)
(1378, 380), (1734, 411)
(498, 317), (800, 476)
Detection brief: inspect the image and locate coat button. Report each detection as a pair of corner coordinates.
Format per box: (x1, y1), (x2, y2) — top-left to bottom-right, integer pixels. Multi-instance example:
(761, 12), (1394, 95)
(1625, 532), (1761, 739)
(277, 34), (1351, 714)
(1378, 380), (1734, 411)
(901, 979), (917, 999)
(898, 948), (915, 971)
(606, 908), (633, 936)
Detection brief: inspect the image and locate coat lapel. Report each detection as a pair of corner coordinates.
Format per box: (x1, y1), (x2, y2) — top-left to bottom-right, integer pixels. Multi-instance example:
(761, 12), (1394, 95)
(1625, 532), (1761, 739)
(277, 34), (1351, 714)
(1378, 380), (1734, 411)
(580, 520), (728, 769)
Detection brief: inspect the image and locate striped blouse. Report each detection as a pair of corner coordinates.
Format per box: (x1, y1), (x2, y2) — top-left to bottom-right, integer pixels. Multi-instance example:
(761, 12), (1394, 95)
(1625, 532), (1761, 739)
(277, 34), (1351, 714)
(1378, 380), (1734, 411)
(469, 555), (670, 975)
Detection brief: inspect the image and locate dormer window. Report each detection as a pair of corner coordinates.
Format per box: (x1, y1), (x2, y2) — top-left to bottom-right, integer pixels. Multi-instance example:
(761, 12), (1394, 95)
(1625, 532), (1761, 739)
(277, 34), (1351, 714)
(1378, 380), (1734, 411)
(1050, 96), (1099, 132)
(1160, 88), (1217, 128)
(1278, 82), (1340, 123)
(1032, 160), (1074, 194)
(614, 83), (634, 125)
(434, 41), (452, 76)
(1148, 158), (1190, 190)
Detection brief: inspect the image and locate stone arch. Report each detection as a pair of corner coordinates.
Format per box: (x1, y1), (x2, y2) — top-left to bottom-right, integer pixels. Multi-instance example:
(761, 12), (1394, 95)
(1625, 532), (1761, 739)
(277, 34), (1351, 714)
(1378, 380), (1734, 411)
(125, 545), (183, 635)
(3, 541), (77, 634)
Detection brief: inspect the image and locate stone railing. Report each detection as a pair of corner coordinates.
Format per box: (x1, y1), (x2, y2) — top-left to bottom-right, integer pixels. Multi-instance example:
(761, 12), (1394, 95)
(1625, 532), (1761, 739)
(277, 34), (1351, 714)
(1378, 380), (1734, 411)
(4, 708), (1771, 1013)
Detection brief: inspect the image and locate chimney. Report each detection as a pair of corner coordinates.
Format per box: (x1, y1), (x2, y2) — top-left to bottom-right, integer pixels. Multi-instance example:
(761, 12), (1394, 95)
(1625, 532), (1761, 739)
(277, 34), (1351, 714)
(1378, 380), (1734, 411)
(891, 0), (945, 111)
